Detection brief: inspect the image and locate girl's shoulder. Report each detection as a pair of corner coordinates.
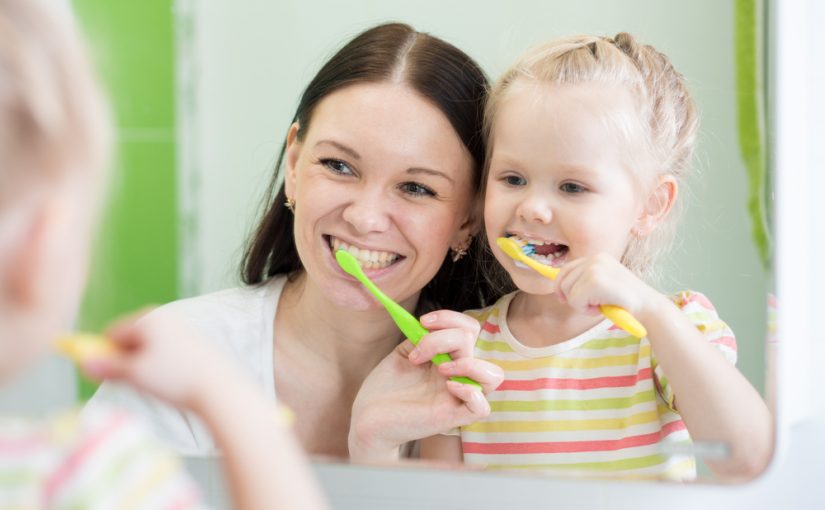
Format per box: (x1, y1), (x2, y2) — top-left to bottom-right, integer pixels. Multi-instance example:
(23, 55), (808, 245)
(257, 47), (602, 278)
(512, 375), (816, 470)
(463, 291), (518, 325)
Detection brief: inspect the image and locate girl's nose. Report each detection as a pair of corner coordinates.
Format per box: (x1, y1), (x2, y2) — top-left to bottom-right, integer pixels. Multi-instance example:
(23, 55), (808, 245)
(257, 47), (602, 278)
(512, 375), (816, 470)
(342, 190), (392, 234)
(518, 192), (553, 224)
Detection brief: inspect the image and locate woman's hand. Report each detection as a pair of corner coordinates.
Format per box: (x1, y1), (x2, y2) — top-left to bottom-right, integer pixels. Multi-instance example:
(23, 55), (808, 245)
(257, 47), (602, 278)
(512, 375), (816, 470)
(348, 310), (502, 463)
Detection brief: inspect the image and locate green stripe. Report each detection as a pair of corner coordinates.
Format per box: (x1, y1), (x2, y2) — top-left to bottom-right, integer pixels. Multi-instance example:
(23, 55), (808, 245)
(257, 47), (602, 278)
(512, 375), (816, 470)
(0, 470), (40, 486)
(476, 339), (515, 353)
(484, 453), (667, 472)
(579, 336), (642, 350)
(490, 389), (656, 412)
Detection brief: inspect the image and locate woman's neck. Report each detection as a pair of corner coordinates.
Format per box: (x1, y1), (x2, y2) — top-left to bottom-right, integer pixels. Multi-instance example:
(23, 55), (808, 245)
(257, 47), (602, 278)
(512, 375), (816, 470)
(276, 272), (408, 384)
(508, 290), (604, 348)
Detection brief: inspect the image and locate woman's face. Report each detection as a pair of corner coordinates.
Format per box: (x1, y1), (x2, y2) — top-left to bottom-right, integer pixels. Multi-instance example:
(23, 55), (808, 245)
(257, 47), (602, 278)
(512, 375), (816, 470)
(284, 82), (477, 311)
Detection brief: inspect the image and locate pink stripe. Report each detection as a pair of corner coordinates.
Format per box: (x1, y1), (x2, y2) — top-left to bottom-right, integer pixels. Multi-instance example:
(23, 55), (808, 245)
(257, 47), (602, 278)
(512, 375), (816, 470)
(710, 335), (737, 351)
(167, 487), (202, 510)
(482, 321), (500, 334)
(43, 412), (130, 505)
(498, 368), (653, 391)
(463, 430), (664, 455)
(660, 419), (687, 438)
(0, 434), (47, 455)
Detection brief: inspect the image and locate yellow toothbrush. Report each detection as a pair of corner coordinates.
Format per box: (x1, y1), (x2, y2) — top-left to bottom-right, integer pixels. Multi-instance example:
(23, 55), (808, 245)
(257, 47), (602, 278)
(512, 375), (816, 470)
(496, 237), (648, 338)
(54, 333), (117, 365)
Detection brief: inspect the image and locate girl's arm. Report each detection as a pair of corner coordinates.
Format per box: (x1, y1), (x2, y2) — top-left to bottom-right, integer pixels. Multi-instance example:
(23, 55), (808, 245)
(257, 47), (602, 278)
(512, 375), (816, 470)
(636, 294), (773, 479)
(83, 310), (329, 510)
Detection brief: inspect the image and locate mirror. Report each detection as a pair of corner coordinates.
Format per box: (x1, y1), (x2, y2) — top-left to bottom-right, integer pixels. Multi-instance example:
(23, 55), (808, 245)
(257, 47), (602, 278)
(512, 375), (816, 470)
(62, 0), (774, 489)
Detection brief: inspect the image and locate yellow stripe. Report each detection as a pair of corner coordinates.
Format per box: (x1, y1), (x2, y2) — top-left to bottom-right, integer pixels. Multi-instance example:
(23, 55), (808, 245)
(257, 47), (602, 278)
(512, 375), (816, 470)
(488, 344), (650, 371)
(122, 454), (180, 510)
(464, 410), (660, 433)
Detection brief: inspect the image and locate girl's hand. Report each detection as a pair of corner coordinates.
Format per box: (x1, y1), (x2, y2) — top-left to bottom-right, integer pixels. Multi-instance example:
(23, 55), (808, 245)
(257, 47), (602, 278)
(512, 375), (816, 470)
(348, 310), (502, 463)
(554, 253), (662, 316)
(81, 308), (237, 413)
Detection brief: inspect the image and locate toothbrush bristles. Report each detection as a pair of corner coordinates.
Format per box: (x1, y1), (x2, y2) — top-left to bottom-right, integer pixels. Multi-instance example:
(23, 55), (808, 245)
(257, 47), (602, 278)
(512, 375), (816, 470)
(506, 235), (536, 255)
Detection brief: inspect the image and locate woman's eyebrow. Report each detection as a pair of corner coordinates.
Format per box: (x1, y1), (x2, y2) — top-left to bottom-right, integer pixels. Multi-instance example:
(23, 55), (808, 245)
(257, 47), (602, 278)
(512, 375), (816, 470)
(407, 167), (455, 184)
(314, 140), (361, 160)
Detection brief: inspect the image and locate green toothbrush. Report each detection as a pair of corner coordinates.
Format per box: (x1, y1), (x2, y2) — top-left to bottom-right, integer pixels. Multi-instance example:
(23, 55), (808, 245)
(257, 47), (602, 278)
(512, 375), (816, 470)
(335, 249), (481, 389)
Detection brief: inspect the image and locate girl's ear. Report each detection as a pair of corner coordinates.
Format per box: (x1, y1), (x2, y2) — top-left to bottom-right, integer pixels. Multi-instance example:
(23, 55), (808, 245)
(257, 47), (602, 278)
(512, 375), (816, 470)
(634, 175), (678, 237)
(2, 196), (57, 309)
(283, 122), (301, 200)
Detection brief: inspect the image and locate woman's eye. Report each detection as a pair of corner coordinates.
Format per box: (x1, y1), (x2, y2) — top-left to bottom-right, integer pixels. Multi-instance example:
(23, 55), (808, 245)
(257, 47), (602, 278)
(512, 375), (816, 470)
(399, 182), (437, 197)
(321, 158), (354, 176)
(503, 175), (527, 187)
(560, 182), (587, 194)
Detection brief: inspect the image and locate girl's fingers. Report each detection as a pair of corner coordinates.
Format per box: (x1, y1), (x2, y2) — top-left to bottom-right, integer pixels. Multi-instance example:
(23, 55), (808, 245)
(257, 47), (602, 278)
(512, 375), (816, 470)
(438, 358), (503, 394)
(409, 327), (477, 365)
(446, 381), (491, 421)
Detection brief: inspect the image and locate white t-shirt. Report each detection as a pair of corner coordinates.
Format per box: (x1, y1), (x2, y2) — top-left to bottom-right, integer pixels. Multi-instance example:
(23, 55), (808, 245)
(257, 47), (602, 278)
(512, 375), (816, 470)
(83, 276), (286, 456)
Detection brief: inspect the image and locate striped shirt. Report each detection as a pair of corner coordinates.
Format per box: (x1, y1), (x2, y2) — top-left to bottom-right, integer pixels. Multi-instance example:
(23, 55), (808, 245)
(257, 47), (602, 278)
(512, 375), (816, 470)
(461, 290), (737, 481)
(0, 406), (202, 509)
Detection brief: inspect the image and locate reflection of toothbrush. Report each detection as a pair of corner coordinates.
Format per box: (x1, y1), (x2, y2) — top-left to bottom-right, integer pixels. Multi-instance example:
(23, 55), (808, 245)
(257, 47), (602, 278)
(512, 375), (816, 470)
(335, 249), (482, 389)
(55, 333), (117, 365)
(496, 237), (648, 338)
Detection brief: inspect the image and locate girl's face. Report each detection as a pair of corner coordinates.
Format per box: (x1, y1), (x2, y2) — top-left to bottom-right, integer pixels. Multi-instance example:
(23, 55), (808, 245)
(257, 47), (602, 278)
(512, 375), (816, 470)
(484, 81), (647, 295)
(285, 82), (476, 310)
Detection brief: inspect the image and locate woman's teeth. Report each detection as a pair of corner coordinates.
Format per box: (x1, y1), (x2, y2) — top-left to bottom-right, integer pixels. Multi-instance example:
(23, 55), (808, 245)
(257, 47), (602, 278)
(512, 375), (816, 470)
(331, 237), (400, 270)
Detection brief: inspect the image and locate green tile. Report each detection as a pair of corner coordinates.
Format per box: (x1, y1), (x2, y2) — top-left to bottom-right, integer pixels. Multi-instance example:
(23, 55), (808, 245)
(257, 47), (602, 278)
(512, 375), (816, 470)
(73, 0), (174, 129)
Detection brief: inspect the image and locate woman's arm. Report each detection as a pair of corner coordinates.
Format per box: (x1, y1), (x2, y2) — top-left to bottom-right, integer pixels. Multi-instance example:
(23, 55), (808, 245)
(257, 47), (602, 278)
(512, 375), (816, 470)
(419, 434), (464, 463)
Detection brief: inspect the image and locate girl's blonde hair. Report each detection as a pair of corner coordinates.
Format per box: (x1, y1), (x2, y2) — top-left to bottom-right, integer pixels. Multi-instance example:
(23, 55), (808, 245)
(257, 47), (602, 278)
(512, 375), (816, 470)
(0, 0), (110, 208)
(485, 32), (698, 280)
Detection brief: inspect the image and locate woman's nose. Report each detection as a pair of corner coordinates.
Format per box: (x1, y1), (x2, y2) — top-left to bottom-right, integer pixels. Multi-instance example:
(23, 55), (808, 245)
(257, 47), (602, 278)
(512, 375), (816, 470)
(342, 190), (392, 234)
(518, 192), (553, 224)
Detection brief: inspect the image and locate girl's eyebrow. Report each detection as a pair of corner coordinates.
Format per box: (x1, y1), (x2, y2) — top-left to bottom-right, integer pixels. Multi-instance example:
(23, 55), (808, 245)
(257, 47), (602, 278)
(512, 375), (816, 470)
(314, 140), (360, 160)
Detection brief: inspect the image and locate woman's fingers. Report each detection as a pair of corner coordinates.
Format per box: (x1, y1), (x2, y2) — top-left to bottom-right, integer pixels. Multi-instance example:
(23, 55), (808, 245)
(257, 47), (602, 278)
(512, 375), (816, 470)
(438, 358), (503, 394)
(409, 327), (476, 365)
(409, 310), (480, 365)
(445, 381), (490, 421)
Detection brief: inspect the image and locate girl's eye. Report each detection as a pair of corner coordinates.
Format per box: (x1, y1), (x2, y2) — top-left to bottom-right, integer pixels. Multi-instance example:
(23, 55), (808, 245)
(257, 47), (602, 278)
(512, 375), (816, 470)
(560, 182), (587, 194)
(503, 175), (527, 187)
(321, 158), (354, 176)
(399, 182), (437, 198)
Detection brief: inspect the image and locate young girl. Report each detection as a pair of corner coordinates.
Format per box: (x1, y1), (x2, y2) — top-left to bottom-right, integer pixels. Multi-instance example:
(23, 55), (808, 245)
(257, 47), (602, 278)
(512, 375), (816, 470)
(421, 33), (772, 481)
(0, 0), (326, 508)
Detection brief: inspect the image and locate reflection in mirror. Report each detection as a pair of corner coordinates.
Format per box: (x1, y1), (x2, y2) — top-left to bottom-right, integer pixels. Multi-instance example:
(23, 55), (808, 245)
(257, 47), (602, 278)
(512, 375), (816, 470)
(62, 0), (774, 492)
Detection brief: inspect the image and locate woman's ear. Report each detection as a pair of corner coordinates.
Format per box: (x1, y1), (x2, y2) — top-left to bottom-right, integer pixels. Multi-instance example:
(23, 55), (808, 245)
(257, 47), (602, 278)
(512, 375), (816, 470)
(283, 122), (301, 199)
(634, 175), (678, 237)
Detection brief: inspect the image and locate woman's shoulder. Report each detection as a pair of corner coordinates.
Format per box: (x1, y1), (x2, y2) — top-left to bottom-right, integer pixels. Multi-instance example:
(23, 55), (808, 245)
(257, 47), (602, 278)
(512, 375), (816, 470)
(161, 275), (287, 320)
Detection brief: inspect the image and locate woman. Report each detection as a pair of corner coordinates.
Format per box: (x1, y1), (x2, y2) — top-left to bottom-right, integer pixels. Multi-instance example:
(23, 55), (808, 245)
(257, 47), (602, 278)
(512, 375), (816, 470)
(86, 22), (507, 462)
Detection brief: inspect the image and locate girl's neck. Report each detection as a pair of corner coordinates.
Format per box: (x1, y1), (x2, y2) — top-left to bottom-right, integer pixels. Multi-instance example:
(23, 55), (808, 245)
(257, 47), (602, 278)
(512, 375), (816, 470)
(507, 290), (604, 348)
(277, 272), (407, 382)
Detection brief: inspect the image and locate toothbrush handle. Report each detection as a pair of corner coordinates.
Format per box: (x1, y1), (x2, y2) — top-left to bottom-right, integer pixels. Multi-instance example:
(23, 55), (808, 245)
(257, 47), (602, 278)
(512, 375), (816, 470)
(599, 305), (647, 338)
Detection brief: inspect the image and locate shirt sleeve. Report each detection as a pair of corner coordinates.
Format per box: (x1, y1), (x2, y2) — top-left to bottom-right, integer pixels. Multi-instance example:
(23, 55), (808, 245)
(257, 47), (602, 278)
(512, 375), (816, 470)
(46, 407), (207, 510)
(652, 290), (738, 410)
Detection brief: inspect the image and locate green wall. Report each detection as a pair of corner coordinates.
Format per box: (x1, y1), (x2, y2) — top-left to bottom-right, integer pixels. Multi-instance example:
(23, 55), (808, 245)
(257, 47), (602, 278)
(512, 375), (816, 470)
(72, 0), (178, 399)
